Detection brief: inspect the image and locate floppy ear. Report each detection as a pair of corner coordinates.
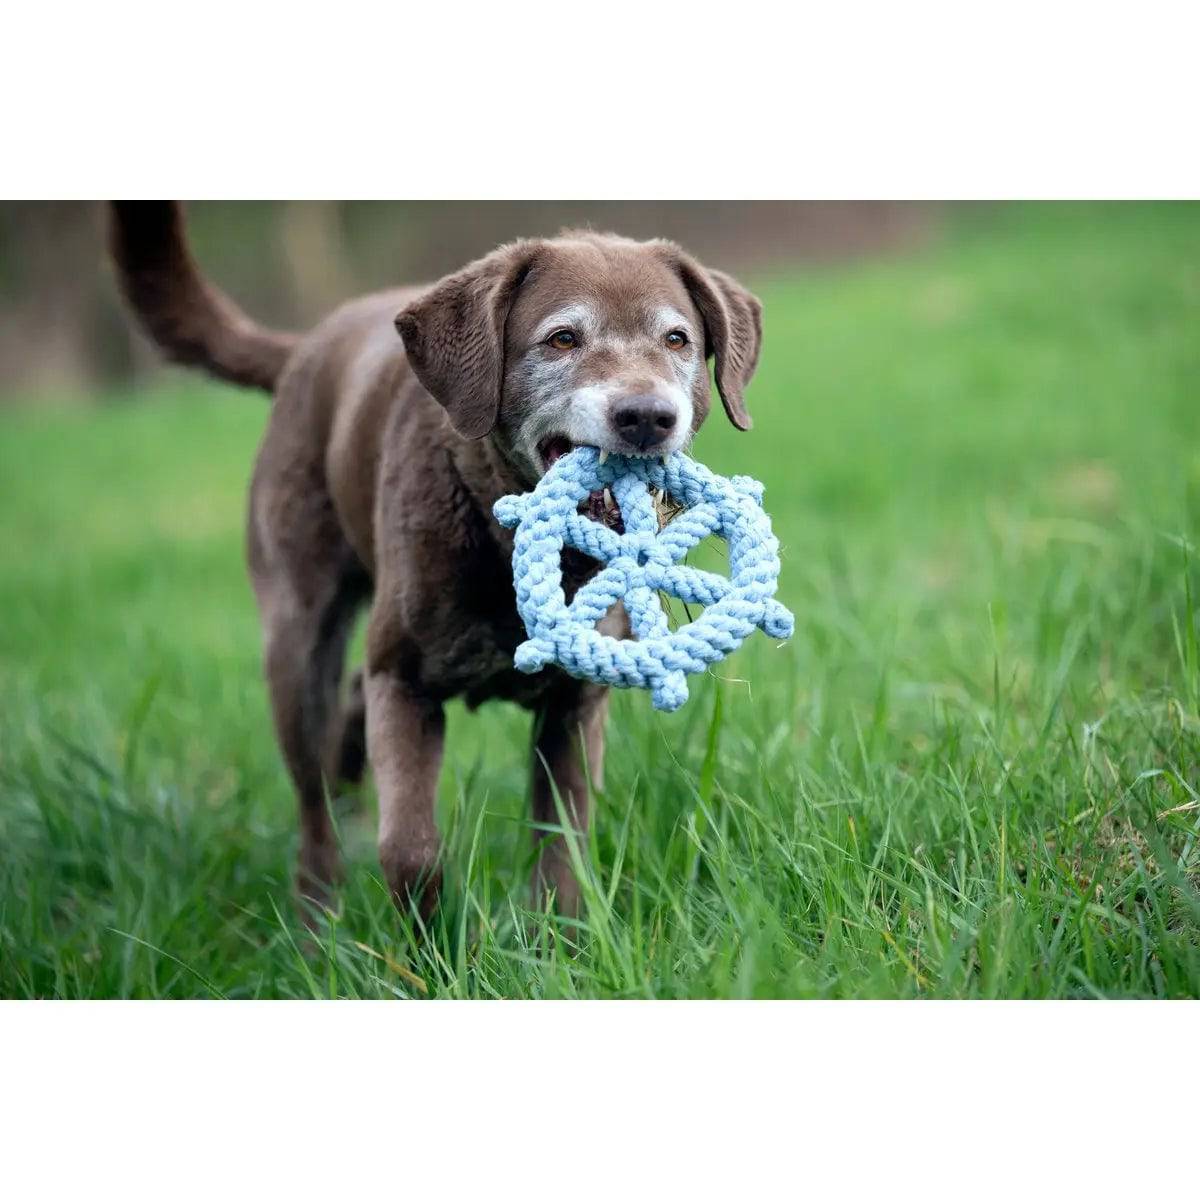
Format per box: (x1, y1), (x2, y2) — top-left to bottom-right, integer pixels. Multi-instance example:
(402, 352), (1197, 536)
(674, 257), (763, 431)
(394, 241), (539, 440)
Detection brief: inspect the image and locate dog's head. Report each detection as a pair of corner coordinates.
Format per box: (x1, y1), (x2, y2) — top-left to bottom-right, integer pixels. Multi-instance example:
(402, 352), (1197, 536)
(394, 231), (762, 481)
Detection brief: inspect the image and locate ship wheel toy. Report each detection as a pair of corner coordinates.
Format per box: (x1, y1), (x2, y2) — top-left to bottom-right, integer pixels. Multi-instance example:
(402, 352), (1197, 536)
(493, 447), (794, 712)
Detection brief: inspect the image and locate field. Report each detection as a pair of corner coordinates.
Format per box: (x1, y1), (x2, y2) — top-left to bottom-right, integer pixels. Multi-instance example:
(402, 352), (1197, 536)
(2, 203), (1199, 998)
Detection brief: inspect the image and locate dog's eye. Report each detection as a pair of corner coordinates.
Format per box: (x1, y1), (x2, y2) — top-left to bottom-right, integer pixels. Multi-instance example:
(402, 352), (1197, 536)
(547, 329), (578, 350)
(665, 330), (688, 350)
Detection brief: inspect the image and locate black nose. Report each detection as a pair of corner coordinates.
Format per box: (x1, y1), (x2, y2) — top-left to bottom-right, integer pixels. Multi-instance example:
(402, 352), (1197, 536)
(610, 395), (678, 452)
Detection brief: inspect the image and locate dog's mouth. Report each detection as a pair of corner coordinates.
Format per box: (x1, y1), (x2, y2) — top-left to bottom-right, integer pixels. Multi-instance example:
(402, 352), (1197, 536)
(538, 434), (577, 471)
(538, 435), (624, 532)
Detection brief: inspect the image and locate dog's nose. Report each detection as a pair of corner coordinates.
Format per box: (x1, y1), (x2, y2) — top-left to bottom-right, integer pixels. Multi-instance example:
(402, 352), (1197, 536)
(609, 395), (678, 452)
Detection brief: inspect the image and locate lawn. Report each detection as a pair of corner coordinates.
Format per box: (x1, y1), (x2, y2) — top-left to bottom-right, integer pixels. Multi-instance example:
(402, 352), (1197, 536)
(2, 202), (1199, 998)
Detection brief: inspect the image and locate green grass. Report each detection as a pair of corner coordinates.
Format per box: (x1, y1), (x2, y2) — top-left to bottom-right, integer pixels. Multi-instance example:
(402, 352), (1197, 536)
(3, 202), (1200, 998)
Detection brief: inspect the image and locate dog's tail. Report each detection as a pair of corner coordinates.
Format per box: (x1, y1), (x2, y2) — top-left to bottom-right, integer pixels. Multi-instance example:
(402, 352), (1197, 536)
(109, 201), (298, 393)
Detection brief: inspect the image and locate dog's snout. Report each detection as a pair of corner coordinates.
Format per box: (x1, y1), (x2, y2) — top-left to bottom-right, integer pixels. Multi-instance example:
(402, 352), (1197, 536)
(609, 395), (678, 452)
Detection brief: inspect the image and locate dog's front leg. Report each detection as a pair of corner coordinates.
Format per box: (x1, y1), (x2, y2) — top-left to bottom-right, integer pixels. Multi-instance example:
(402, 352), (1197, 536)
(530, 681), (609, 916)
(365, 668), (445, 922)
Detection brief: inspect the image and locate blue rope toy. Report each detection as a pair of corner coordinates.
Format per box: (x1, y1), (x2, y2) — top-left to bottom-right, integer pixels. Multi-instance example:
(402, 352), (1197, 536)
(493, 447), (794, 712)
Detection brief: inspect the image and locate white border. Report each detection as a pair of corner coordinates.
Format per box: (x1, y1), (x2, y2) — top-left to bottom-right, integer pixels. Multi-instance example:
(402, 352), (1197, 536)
(2, 1001), (1196, 1195)
(3, 3), (1197, 198)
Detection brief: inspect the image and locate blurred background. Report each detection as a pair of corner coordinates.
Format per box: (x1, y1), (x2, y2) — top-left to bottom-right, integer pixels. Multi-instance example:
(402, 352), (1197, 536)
(0, 201), (935, 398)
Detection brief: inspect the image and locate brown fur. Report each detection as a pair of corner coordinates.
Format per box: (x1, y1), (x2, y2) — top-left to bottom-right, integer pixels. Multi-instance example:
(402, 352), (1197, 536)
(109, 201), (763, 922)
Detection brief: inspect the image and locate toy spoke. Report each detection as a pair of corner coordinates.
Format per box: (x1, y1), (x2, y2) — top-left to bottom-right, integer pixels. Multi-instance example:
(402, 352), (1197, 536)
(561, 513), (622, 562)
(655, 502), (722, 556)
(568, 565), (627, 624)
(612, 475), (659, 534)
(662, 565), (732, 608)
(624, 584), (669, 641)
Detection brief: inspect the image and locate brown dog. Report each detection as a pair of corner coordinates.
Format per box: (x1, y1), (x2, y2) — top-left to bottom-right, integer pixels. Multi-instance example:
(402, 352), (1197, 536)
(109, 202), (762, 920)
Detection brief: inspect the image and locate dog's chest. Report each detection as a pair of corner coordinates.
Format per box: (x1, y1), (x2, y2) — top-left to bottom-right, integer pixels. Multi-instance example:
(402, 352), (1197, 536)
(402, 540), (611, 708)
(380, 451), (617, 706)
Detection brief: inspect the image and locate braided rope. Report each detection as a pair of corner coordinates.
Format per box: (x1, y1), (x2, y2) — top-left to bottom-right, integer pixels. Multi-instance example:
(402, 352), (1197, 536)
(493, 447), (795, 712)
